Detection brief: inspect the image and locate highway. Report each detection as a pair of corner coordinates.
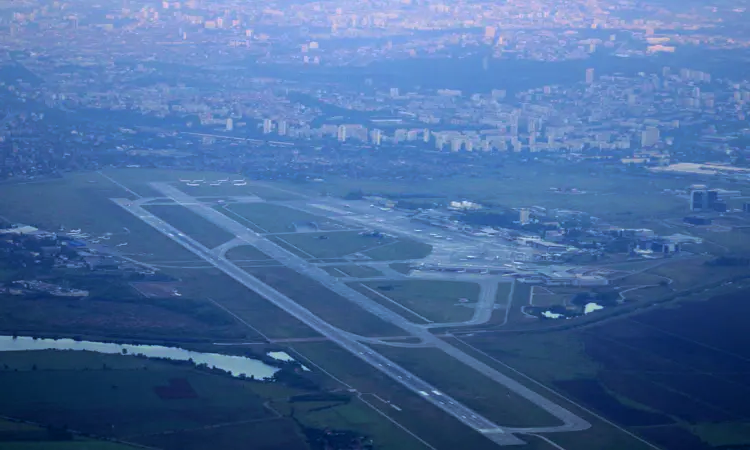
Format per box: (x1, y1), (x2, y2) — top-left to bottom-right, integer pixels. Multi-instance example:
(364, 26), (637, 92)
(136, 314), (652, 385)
(118, 184), (592, 444)
(113, 197), (525, 446)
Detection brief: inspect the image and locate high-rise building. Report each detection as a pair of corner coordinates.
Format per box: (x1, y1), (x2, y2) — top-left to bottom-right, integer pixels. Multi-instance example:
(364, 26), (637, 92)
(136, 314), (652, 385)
(369, 129), (382, 145)
(690, 189), (720, 211)
(641, 127), (660, 147)
(423, 129), (430, 143)
(519, 208), (531, 225)
(585, 68), (595, 84)
(262, 119), (273, 134)
(225, 118), (233, 131)
(389, 87), (399, 98)
(277, 120), (288, 136)
(337, 125), (346, 142)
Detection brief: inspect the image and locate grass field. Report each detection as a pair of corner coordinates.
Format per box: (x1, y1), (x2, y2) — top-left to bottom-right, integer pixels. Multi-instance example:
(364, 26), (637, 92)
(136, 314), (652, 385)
(323, 265), (384, 278)
(274, 166), (716, 222)
(143, 204), (236, 249)
(371, 346), (563, 429)
(268, 231), (399, 260)
(352, 280), (479, 323)
(172, 269), (321, 340)
(219, 203), (347, 234)
(362, 239), (432, 261)
(174, 181), (304, 201)
(0, 173), (201, 263)
(241, 266), (407, 337)
(224, 244), (274, 261)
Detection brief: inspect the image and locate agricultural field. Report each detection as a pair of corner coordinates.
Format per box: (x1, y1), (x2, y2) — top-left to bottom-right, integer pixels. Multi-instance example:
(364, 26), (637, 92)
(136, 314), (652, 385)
(0, 350), (275, 439)
(351, 280), (479, 323)
(0, 417), (135, 449)
(462, 285), (750, 450)
(0, 348), (437, 450)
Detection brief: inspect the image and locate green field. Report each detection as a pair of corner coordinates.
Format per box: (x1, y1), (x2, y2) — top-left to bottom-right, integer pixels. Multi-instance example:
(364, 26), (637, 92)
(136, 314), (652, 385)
(242, 266), (407, 337)
(136, 419), (308, 450)
(323, 265), (384, 278)
(0, 348), (443, 450)
(173, 269), (320, 340)
(280, 166), (728, 223)
(0, 173), (201, 263)
(0, 350), (274, 439)
(0, 418), (136, 449)
(352, 280), (479, 323)
(224, 244), (274, 261)
(174, 181), (304, 201)
(388, 263), (413, 274)
(479, 281), (526, 328)
(269, 231), (398, 260)
(269, 231), (433, 261)
(219, 203), (347, 234)
(442, 336), (659, 450)
(143, 204), (236, 249)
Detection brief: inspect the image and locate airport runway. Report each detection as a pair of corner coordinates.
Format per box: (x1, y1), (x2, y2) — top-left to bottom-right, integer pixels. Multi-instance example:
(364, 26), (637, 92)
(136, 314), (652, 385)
(114, 197), (525, 446)
(116, 184), (592, 444)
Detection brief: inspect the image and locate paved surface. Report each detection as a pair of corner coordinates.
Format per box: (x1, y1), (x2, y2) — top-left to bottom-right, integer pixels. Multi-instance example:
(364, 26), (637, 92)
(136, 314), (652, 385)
(114, 183), (593, 445)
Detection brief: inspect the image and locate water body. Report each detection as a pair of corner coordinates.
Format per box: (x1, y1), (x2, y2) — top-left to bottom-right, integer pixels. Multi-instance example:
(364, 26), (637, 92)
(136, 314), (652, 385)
(0, 336), (279, 379)
(267, 351), (311, 371)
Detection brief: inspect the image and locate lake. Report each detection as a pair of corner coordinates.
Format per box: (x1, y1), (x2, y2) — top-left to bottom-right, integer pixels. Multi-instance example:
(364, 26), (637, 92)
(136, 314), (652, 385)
(0, 336), (279, 379)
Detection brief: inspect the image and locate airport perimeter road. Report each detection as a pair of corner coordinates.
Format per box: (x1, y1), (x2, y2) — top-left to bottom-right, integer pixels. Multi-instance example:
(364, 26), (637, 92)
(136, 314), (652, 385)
(112, 198), (525, 446)
(142, 184), (591, 435)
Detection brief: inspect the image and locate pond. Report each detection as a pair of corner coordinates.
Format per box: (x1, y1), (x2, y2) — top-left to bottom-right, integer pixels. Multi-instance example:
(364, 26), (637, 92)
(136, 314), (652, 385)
(0, 336), (279, 380)
(267, 350), (311, 371)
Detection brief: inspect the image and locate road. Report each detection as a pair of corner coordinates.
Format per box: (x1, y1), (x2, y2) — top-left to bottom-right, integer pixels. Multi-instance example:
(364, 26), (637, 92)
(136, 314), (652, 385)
(116, 184), (593, 444)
